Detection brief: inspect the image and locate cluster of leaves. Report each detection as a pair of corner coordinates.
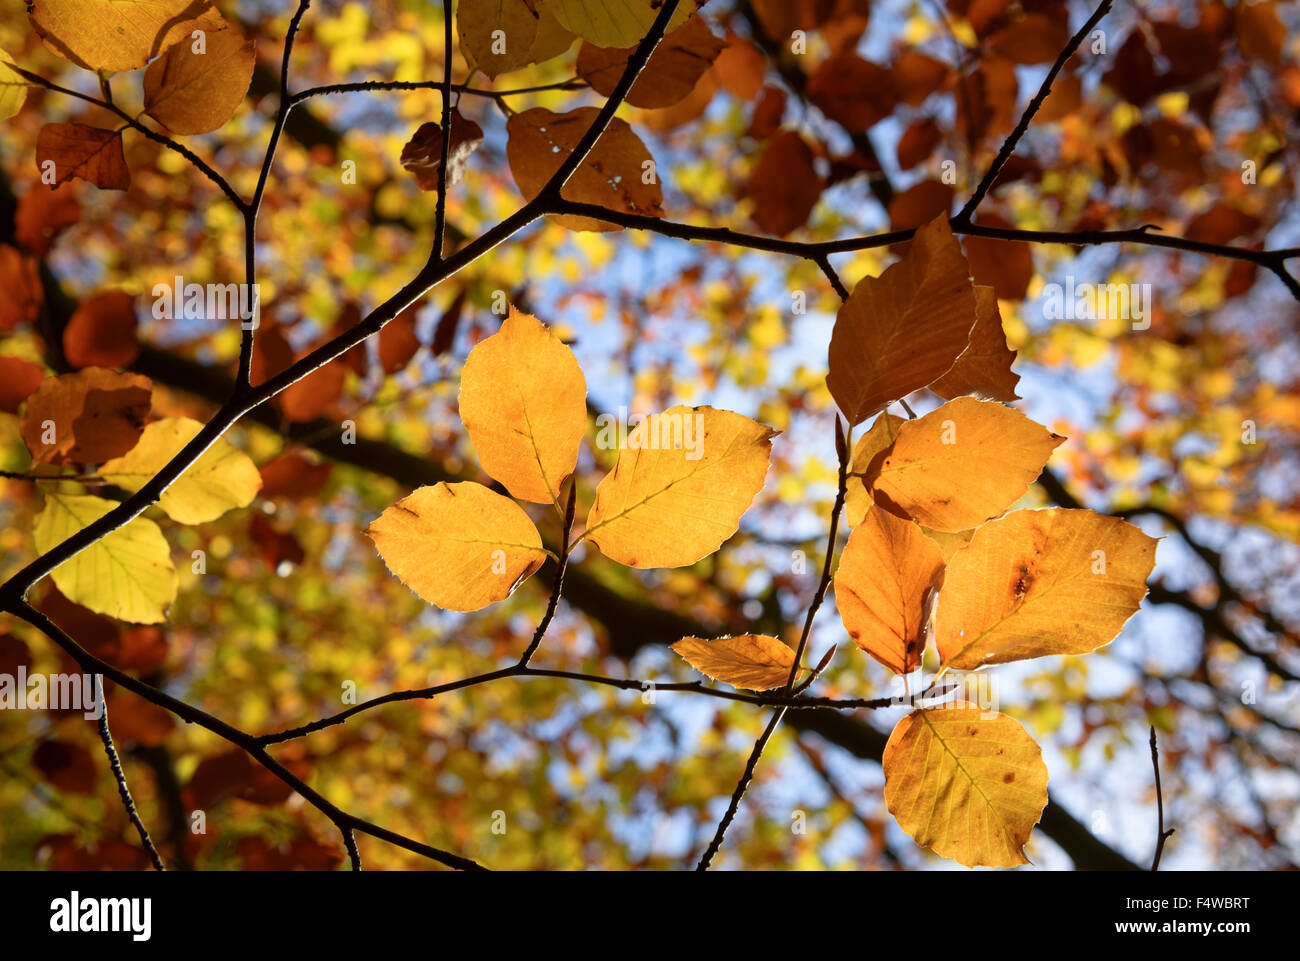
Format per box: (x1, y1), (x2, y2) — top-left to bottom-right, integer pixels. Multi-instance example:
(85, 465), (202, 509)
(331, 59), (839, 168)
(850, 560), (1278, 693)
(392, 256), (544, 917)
(1, 0), (1297, 872)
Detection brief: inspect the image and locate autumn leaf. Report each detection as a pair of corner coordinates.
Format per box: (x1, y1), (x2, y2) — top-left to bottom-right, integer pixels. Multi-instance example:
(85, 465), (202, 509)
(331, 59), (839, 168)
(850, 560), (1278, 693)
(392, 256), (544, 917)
(142, 25), (255, 135)
(671, 634), (796, 691)
(99, 417), (262, 525)
(833, 507), (944, 675)
(36, 123), (131, 191)
(457, 0), (540, 78)
(400, 111), (485, 189)
(934, 508), (1158, 670)
(745, 130), (823, 236)
(576, 14), (725, 109)
(0, 50), (29, 121)
(0, 356), (45, 414)
(548, 0), (697, 49)
(826, 216), (977, 426)
(0, 244), (43, 331)
(378, 301), (422, 374)
(864, 398), (1065, 532)
(458, 308), (587, 505)
(34, 493), (178, 624)
(62, 291), (139, 369)
(28, 0), (226, 74)
(584, 406), (776, 568)
(844, 411), (904, 527)
(807, 53), (896, 131)
(365, 482), (548, 612)
(882, 707), (1049, 868)
(929, 285), (1020, 402)
(507, 107), (663, 231)
(20, 368), (152, 465)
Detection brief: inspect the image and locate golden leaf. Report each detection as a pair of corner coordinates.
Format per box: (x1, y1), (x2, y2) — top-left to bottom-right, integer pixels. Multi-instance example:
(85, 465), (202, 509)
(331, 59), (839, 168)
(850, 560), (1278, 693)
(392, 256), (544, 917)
(365, 482), (547, 612)
(929, 285), (1020, 402)
(548, 0), (697, 49)
(671, 634), (795, 691)
(584, 405), (776, 568)
(142, 26), (255, 135)
(882, 707), (1049, 867)
(935, 507), (1158, 669)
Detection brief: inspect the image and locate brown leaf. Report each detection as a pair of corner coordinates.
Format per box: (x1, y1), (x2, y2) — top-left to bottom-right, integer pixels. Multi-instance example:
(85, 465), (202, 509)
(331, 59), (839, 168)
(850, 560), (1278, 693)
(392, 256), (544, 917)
(713, 37), (766, 100)
(888, 180), (954, 231)
(20, 367), (152, 465)
(577, 14), (724, 109)
(808, 53), (896, 131)
(896, 117), (942, 170)
(0, 356), (46, 413)
(62, 290), (139, 369)
(36, 123), (130, 191)
(142, 25), (255, 134)
(987, 14), (1070, 65)
(15, 182), (80, 257)
(929, 285), (1020, 402)
(963, 213), (1034, 301)
(891, 51), (950, 106)
(32, 739), (96, 795)
(400, 110), (485, 189)
(506, 107), (663, 231)
(746, 85), (786, 140)
(0, 243), (43, 330)
(827, 216), (976, 425)
(745, 130), (823, 236)
(258, 453), (333, 500)
(379, 301), (422, 374)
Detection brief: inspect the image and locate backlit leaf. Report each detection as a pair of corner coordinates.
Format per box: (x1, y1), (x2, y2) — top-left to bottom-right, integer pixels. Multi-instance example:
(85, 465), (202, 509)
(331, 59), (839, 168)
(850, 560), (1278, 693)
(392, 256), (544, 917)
(142, 25), (255, 134)
(834, 506), (944, 675)
(548, 0), (697, 49)
(585, 406), (776, 568)
(576, 14), (724, 109)
(934, 508), (1158, 670)
(844, 412), (903, 527)
(458, 308), (587, 505)
(457, 0), (539, 78)
(20, 368), (151, 465)
(100, 417), (262, 525)
(34, 493), (178, 624)
(883, 707), (1049, 868)
(827, 216), (977, 426)
(671, 634), (796, 691)
(864, 397), (1065, 532)
(364, 482), (547, 612)
(929, 285), (1020, 402)
(36, 123), (130, 191)
(28, 0), (225, 73)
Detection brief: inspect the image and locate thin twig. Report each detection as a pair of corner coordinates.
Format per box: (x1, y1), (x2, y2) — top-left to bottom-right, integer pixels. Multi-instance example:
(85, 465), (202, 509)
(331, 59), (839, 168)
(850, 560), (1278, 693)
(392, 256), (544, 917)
(94, 675), (165, 871)
(519, 480), (578, 666)
(432, 0), (454, 263)
(696, 707), (785, 870)
(1149, 725), (1175, 871)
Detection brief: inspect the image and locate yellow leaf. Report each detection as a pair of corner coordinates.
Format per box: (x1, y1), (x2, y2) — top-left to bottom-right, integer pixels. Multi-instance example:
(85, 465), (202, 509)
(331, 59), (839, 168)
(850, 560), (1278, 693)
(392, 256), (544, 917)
(883, 706), (1049, 867)
(548, 0), (697, 49)
(865, 397), (1065, 532)
(935, 508), (1158, 670)
(458, 308), (587, 505)
(834, 506), (944, 675)
(576, 14), (724, 109)
(506, 107), (664, 232)
(930, 285), (1020, 402)
(28, 0), (227, 74)
(34, 493), (178, 624)
(844, 412), (904, 527)
(0, 50), (29, 122)
(584, 406), (776, 568)
(142, 25), (255, 135)
(457, 0), (539, 78)
(827, 216), (977, 426)
(671, 634), (795, 690)
(365, 482), (547, 612)
(100, 417), (262, 525)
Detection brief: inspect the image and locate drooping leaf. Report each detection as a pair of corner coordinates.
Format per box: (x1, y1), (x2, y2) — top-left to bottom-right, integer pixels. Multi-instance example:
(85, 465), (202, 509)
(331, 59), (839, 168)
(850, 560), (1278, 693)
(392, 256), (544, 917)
(844, 411), (904, 527)
(364, 482), (548, 612)
(833, 506), (944, 675)
(934, 508), (1158, 670)
(28, 0), (226, 73)
(826, 216), (977, 426)
(142, 25), (255, 134)
(400, 111), (484, 189)
(585, 406), (776, 568)
(548, 0), (697, 49)
(506, 107), (663, 231)
(62, 291), (139, 370)
(20, 368), (152, 465)
(864, 397), (1065, 532)
(576, 14), (725, 109)
(457, 0), (540, 78)
(671, 634), (797, 691)
(458, 308), (587, 505)
(929, 285), (1020, 402)
(36, 123), (130, 191)
(100, 417), (262, 525)
(34, 493), (178, 624)
(882, 707), (1049, 868)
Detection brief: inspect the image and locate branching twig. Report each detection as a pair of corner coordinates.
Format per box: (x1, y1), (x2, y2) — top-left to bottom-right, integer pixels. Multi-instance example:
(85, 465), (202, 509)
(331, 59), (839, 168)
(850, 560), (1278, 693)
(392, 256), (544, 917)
(695, 707), (785, 871)
(94, 675), (165, 871)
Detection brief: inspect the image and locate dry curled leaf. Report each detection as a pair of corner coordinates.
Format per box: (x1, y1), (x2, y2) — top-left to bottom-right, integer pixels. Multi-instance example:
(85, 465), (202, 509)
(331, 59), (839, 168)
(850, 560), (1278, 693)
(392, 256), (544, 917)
(400, 110), (485, 189)
(20, 367), (152, 465)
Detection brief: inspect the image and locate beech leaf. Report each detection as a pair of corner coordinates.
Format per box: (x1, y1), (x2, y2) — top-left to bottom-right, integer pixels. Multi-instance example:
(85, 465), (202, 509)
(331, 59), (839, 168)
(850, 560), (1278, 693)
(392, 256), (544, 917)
(671, 634), (796, 691)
